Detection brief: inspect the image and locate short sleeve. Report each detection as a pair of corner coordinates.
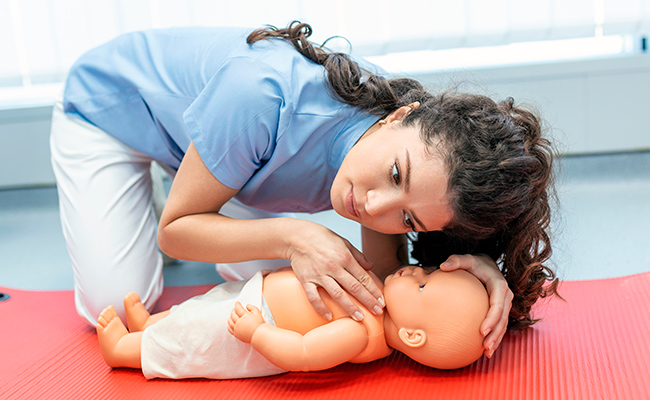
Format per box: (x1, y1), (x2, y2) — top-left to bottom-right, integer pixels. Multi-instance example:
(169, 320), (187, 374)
(183, 56), (288, 189)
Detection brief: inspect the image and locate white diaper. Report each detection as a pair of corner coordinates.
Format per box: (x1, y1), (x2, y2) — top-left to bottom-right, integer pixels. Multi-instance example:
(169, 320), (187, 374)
(141, 271), (286, 379)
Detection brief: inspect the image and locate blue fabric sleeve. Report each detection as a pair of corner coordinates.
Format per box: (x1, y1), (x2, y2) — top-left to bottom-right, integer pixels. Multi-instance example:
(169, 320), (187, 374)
(183, 56), (289, 190)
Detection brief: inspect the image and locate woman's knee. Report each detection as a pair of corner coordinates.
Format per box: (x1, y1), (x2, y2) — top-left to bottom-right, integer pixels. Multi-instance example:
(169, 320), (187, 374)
(73, 252), (164, 326)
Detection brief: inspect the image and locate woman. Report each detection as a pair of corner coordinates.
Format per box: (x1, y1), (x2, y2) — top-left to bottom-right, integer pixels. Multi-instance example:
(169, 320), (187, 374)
(50, 22), (557, 358)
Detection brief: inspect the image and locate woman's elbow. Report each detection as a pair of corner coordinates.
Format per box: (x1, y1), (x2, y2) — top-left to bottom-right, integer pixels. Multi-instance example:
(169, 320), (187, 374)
(157, 223), (181, 259)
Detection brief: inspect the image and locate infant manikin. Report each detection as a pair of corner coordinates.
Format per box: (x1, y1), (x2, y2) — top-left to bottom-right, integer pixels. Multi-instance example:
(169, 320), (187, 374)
(96, 266), (489, 379)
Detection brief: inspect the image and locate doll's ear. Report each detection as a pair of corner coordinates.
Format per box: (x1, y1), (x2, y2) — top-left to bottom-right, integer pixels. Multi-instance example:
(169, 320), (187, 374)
(398, 327), (427, 348)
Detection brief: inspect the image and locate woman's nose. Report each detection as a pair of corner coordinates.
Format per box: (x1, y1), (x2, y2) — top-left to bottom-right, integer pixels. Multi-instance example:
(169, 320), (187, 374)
(365, 189), (396, 217)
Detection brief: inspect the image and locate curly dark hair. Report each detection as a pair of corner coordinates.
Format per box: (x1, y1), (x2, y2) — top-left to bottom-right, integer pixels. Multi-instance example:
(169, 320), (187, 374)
(405, 93), (559, 330)
(247, 21), (559, 330)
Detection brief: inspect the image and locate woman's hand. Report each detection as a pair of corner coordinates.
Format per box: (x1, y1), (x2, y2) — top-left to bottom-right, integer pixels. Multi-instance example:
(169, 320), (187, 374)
(440, 254), (513, 358)
(284, 220), (385, 322)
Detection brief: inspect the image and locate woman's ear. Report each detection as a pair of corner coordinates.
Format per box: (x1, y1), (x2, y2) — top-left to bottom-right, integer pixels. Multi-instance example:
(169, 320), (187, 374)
(386, 102), (420, 124)
(409, 101), (421, 112)
(398, 327), (427, 348)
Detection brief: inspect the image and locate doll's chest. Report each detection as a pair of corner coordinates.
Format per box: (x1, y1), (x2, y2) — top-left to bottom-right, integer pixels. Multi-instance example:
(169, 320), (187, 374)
(262, 269), (350, 334)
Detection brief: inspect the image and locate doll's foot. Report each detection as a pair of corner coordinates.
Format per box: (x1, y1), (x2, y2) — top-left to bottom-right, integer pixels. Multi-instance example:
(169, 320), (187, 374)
(96, 305), (129, 367)
(124, 292), (150, 332)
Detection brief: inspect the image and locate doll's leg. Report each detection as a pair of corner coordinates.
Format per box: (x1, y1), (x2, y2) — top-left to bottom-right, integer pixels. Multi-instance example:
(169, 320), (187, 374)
(124, 292), (170, 332)
(97, 306), (143, 369)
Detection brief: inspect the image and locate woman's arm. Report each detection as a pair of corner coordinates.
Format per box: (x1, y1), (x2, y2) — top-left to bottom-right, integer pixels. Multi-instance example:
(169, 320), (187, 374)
(158, 142), (289, 263)
(361, 226), (407, 280)
(228, 302), (368, 371)
(158, 142), (384, 320)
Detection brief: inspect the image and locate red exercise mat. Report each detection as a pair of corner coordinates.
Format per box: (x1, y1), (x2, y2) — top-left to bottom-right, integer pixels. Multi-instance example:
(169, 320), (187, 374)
(1, 272), (649, 400)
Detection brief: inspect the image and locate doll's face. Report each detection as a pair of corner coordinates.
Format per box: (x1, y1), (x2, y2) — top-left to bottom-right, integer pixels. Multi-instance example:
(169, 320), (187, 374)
(383, 266), (440, 327)
(382, 267), (488, 369)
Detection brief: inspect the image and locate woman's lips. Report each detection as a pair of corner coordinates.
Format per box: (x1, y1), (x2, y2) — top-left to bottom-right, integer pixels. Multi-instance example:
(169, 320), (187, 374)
(345, 187), (360, 218)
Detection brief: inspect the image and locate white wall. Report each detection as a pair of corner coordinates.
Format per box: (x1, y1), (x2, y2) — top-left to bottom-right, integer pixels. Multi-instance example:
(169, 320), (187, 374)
(0, 105), (54, 188)
(1, 53), (649, 189)
(412, 52), (650, 155)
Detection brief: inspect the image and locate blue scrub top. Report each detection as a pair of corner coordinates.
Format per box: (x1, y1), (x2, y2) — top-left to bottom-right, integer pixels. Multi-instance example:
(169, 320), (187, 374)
(63, 27), (382, 213)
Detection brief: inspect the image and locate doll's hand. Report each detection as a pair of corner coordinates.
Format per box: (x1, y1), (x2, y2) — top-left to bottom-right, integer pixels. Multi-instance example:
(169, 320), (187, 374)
(228, 301), (264, 343)
(284, 220), (384, 322)
(440, 254), (513, 358)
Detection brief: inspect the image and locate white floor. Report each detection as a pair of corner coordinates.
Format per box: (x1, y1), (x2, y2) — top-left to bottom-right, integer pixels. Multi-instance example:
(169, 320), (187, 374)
(1, 151), (649, 291)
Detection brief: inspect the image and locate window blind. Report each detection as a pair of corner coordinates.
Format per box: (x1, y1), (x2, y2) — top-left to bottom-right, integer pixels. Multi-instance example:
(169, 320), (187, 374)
(1, 0), (648, 89)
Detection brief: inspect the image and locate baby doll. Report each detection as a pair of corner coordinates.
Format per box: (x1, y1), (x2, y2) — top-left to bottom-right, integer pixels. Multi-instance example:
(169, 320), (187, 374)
(96, 266), (489, 379)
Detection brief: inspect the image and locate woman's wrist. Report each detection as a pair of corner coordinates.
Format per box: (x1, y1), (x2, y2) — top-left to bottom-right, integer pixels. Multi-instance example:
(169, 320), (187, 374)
(275, 217), (320, 262)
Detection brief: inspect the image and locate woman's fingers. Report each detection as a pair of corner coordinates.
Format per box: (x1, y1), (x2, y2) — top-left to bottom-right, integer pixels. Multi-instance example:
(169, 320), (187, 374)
(441, 254), (490, 277)
(299, 272), (378, 322)
(287, 221), (384, 321)
(479, 276), (513, 356)
(334, 268), (384, 317)
(342, 244), (384, 308)
(483, 284), (513, 357)
(484, 308), (509, 357)
(322, 274), (379, 322)
(319, 277), (364, 321)
(441, 253), (513, 356)
(348, 243), (375, 271)
(302, 282), (333, 321)
(296, 262), (384, 321)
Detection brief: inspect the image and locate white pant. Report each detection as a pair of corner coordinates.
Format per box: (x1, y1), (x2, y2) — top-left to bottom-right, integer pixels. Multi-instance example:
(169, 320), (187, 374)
(50, 98), (290, 326)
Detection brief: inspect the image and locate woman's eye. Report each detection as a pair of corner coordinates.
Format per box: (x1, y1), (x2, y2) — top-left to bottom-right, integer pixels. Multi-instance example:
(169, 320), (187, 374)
(394, 162), (415, 231)
(404, 213), (415, 231)
(419, 284), (425, 291)
(392, 162), (400, 184)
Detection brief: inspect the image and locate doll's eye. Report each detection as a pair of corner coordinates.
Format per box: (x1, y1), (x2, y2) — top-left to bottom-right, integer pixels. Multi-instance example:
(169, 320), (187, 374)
(419, 284), (425, 291)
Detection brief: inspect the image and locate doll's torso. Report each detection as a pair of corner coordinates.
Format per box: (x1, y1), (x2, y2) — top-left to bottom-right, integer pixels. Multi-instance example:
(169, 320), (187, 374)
(262, 267), (392, 363)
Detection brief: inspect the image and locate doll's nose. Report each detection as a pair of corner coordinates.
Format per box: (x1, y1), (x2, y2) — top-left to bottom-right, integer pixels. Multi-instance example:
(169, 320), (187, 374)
(402, 266), (424, 277)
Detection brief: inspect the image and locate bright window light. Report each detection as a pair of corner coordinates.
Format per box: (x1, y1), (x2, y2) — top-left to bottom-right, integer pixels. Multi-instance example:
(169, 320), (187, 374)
(366, 35), (630, 74)
(0, 83), (62, 110)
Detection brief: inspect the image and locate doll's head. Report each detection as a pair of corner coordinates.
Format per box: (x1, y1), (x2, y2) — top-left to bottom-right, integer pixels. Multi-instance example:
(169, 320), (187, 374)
(383, 267), (489, 369)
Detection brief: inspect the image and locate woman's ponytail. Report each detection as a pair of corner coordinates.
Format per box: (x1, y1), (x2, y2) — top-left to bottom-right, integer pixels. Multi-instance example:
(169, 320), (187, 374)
(247, 21), (425, 116)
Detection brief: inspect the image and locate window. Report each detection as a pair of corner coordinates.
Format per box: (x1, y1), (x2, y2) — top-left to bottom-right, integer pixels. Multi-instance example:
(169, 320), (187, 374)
(1, 0), (648, 94)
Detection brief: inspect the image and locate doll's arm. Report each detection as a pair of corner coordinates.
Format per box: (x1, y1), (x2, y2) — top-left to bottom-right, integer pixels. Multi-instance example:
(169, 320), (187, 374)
(228, 302), (368, 371)
(251, 317), (369, 371)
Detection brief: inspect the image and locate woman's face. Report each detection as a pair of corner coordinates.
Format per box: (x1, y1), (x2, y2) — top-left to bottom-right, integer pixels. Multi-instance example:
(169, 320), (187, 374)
(331, 109), (452, 234)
